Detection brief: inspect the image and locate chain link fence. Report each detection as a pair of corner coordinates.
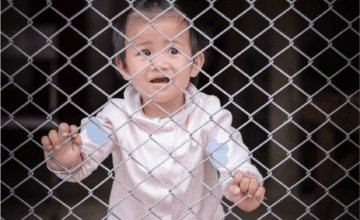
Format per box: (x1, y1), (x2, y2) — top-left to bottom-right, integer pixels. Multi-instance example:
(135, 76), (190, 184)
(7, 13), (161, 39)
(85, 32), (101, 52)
(1, 0), (359, 219)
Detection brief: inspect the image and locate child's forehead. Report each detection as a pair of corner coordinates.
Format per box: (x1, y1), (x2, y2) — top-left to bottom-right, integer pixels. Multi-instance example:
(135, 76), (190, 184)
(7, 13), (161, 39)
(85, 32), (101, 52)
(125, 10), (188, 35)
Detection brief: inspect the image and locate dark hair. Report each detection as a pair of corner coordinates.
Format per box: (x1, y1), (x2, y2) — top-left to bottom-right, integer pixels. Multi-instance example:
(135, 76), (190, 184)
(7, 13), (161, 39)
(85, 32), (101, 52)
(112, 0), (214, 88)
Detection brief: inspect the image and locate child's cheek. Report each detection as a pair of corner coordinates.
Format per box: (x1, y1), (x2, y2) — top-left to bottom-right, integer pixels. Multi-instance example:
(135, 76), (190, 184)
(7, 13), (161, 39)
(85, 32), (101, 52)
(176, 57), (191, 70)
(133, 58), (148, 71)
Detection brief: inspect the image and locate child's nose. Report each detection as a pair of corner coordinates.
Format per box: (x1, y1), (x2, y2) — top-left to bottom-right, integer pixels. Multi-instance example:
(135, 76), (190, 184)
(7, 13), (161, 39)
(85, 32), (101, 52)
(151, 54), (168, 69)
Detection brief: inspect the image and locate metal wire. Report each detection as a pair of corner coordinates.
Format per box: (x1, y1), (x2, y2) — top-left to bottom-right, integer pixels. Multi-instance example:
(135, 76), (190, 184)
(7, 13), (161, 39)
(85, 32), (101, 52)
(1, 0), (359, 219)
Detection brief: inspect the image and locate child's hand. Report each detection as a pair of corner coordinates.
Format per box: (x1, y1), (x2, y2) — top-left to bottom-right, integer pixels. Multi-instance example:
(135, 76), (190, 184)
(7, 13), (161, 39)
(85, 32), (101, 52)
(42, 123), (83, 172)
(229, 171), (266, 212)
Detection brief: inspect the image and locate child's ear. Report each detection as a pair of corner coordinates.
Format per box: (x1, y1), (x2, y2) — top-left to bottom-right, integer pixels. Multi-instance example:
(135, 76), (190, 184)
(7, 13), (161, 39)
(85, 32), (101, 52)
(190, 52), (205, 78)
(115, 57), (130, 81)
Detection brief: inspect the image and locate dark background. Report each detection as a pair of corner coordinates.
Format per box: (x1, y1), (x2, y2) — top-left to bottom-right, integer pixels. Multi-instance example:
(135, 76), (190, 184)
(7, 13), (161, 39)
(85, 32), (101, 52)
(1, 0), (359, 219)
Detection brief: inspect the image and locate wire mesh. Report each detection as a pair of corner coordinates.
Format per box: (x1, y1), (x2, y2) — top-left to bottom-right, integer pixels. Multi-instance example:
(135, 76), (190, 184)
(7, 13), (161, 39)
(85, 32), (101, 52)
(1, 0), (359, 219)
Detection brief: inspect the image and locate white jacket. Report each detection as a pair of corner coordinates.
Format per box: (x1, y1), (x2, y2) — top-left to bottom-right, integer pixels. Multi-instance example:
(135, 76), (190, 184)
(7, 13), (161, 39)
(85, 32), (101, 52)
(49, 83), (263, 220)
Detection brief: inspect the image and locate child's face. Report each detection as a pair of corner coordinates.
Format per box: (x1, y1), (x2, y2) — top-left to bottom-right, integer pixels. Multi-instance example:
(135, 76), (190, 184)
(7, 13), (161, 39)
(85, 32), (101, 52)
(116, 10), (204, 103)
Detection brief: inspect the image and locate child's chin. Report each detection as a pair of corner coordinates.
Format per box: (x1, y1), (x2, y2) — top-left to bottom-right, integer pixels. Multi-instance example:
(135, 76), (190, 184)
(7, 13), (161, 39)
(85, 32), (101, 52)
(148, 93), (172, 102)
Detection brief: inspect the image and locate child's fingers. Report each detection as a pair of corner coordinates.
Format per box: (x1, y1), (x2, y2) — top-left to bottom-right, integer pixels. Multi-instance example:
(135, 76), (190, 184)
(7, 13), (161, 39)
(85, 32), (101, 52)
(48, 130), (60, 150)
(254, 185), (266, 201)
(70, 125), (83, 146)
(59, 123), (70, 137)
(247, 178), (259, 198)
(41, 136), (53, 151)
(69, 125), (79, 139)
(72, 137), (82, 156)
(239, 175), (251, 195)
(233, 171), (245, 187)
(229, 184), (240, 198)
(73, 134), (83, 147)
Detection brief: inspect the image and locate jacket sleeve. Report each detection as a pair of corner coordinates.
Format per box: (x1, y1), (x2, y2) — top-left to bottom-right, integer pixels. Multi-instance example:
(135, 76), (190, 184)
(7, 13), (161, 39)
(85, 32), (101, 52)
(203, 95), (263, 201)
(47, 103), (121, 183)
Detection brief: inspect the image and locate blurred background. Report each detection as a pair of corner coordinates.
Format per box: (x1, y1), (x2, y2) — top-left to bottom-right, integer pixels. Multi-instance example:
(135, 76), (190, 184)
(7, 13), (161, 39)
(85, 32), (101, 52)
(1, 0), (359, 219)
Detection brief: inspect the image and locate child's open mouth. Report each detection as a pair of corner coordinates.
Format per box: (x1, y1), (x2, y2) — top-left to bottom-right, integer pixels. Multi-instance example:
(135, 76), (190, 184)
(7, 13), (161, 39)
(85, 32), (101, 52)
(151, 77), (169, 83)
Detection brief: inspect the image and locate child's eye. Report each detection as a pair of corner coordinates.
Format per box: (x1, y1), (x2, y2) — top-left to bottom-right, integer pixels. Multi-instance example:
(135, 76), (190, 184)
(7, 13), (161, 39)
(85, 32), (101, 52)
(168, 48), (178, 55)
(140, 50), (151, 57)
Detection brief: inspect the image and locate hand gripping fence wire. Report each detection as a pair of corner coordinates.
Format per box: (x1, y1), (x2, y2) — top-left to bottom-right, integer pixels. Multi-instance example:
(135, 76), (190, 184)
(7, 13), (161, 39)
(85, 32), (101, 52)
(1, 0), (360, 219)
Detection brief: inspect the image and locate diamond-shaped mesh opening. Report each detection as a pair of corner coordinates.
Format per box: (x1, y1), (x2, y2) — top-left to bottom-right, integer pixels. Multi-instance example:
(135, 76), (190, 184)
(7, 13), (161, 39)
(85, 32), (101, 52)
(273, 85), (308, 113)
(333, 0), (359, 21)
(234, 8), (268, 39)
(294, 0), (328, 20)
(271, 195), (306, 219)
(13, 141), (45, 170)
(72, 46), (108, 76)
(315, 11), (349, 40)
(32, 84), (67, 113)
(312, 86), (348, 114)
(294, 29), (328, 58)
(12, 1), (48, 18)
(293, 66), (328, 95)
(2, 0), (359, 219)
(13, 65), (48, 94)
(2, 158), (30, 188)
(331, 140), (359, 169)
(72, 8), (109, 39)
(215, 29), (248, 58)
(1, 195), (31, 219)
(349, 200), (360, 219)
(273, 159), (307, 187)
(313, 123), (347, 150)
(213, 0), (248, 21)
(255, 28), (289, 57)
(274, 47), (309, 76)
(330, 176), (359, 206)
(311, 195), (349, 219)
(254, 0), (289, 20)
(91, 65), (125, 95)
(313, 48), (348, 77)
(234, 47), (269, 77)
(313, 159), (346, 188)
(291, 177), (325, 204)
(33, 7), (68, 38)
(14, 177), (49, 207)
(55, 65), (88, 94)
(1, 7), (28, 37)
(333, 29), (360, 59)
(92, 26), (116, 58)
(2, 83), (29, 113)
(72, 196), (110, 219)
(241, 121), (269, 149)
(274, 9), (309, 39)
(332, 66), (360, 96)
(331, 103), (359, 133)
(13, 27), (48, 56)
(51, 27), (89, 57)
(293, 104), (327, 133)
(1, 45), (29, 74)
(51, 0), (87, 19)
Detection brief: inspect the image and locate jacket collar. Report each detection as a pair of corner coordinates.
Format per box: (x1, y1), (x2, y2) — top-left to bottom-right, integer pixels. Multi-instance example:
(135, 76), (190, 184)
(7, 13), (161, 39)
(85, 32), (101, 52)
(124, 83), (200, 128)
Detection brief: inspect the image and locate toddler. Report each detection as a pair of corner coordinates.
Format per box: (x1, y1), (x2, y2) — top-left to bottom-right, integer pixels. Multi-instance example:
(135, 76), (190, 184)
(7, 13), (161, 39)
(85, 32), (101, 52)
(42, 0), (266, 219)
